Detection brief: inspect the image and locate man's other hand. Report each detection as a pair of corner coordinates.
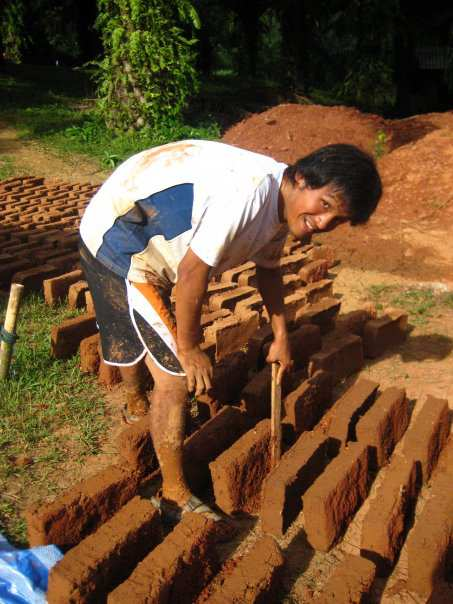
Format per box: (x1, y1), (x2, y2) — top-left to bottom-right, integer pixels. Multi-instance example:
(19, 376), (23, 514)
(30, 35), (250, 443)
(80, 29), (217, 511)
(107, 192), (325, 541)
(266, 336), (293, 385)
(178, 345), (213, 396)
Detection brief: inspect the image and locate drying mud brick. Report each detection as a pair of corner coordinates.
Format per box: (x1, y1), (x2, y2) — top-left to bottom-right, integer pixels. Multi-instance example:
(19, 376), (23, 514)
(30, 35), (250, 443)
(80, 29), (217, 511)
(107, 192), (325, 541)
(108, 513), (220, 604)
(362, 311), (408, 358)
(68, 280), (89, 309)
(85, 290), (94, 313)
(360, 456), (419, 575)
(43, 269), (84, 306)
(199, 536), (285, 604)
(308, 333), (364, 383)
(303, 442), (372, 552)
(98, 357), (122, 387)
(356, 387), (409, 468)
(262, 324), (321, 371)
(26, 465), (143, 549)
(405, 438), (453, 597)
(279, 249), (307, 274)
(220, 261), (255, 283)
(284, 370), (332, 434)
(209, 286), (255, 312)
(79, 333), (100, 374)
(282, 290), (309, 322)
(261, 431), (335, 537)
(235, 292), (264, 315)
(295, 297), (341, 333)
(317, 378), (379, 447)
(335, 308), (376, 336)
(184, 405), (251, 493)
(313, 555), (376, 603)
(47, 497), (162, 604)
(51, 313), (97, 359)
(117, 417), (156, 472)
(240, 366), (272, 418)
(307, 243), (337, 267)
(298, 258), (330, 284)
(210, 351), (249, 403)
(206, 311), (259, 361)
(400, 394), (451, 482)
(12, 263), (61, 291)
(210, 419), (271, 514)
(247, 324), (274, 369)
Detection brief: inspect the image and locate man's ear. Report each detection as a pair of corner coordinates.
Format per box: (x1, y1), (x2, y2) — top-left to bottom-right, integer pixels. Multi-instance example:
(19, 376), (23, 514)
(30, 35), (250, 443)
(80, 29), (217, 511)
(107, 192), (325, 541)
(295, 172), (305, 190)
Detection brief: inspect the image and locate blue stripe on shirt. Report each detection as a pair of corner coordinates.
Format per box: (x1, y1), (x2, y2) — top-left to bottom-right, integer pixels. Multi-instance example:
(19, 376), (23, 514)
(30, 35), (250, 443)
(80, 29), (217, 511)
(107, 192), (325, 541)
(97, 183), (194, 278)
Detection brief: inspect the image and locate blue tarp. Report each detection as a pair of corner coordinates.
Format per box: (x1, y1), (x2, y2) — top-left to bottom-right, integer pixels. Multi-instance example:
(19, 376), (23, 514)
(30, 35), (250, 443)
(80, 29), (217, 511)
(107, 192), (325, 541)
(0, 533), (62, 604)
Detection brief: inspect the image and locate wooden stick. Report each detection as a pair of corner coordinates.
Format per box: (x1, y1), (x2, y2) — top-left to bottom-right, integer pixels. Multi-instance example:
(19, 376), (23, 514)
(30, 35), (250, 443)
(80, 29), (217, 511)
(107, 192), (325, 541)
(0, 283), (24, 380)
(270, 362), (282, 468)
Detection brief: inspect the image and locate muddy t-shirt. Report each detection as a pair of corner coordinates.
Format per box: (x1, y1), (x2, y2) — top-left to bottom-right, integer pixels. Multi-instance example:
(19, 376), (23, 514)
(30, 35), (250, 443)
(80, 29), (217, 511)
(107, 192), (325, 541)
(80, 140), (288, 286)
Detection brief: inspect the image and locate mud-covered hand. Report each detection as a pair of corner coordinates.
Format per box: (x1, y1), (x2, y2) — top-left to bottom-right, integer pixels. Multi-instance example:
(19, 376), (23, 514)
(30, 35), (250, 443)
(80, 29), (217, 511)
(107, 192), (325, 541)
(266, 335), (293, 385)
(178, 345), (213, 396)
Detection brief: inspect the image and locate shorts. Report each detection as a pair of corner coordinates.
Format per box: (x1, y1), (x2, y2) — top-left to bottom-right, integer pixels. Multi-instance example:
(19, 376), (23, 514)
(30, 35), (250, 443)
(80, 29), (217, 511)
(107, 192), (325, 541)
(79, 240), (184, 376)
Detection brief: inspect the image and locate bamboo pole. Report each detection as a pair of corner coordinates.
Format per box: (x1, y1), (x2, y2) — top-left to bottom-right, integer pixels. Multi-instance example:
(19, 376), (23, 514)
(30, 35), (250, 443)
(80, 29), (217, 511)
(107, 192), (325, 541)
(270, 362), (282, 468)
(0, 283), (24, 380)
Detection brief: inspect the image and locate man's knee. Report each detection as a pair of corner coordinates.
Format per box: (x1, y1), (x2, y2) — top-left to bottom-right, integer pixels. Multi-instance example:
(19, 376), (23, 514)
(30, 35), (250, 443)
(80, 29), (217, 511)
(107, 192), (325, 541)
(153, 373), (187, 400)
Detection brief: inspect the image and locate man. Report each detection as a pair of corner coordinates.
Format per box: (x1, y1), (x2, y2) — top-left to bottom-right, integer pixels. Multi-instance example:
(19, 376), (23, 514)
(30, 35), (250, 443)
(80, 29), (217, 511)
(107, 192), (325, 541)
(79, 140), (382, 519)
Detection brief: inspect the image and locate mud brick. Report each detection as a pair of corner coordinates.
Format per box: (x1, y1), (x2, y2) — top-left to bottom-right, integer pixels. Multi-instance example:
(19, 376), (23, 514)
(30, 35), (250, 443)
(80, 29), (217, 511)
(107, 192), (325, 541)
(247, 324), (274, 369)
(47, 251), (81, 272)
(298, 259), (330, 284)
(313, 555), (376, 603)
(284, 370), (332, 435)
(308, 334), (363, 383)
(400, 394), (451, 482)
(360, 456), (419, 575)
(209, 286), (255, 312)
(405, 438), (453, 597)
(85, 290), (94, 313)
(262, 325), (321, 372)
(12, 264), (62, 291)
(0, 259), (32, 283)
(26, 465), (144, 549)
(184, 406), (251, 493)
(51, 312), (98, 359)
(356, 387), (409, 468)
(47, 497), (162, 604)
(210, 351), (249, 403)
(279, 249), (307, 274)
(335, 308), (376, 336)
(235, 292), (264, 315)
(237, 268), (257, 287)
(67, 279), (89, 309)
(317, 379), (379, 447)
(283, 238), (306, 255)
(295, 298), (341, 333)
(199, 536), (285, 604)
(210, 419), (271, 514)
(363, 311), (407, 358)
(240, 366), (293, 419)
(261, 431), (335, 537)
(79, 333), (100, 374)
(283, 290), (309, 322)
(108, 513), (220, 604)
(304, 279), (334, 304)
(207, 281), (237, 295)
(98, 358), (122, 387)
(307, 243), (337, 267)
(200, 340), (216, 364)
(117, 415), (156, 472)
(44, 270), (85, 306)
(303, 442), (372, 551)
(220, 261), (255, 283)
(206, 311), (260, 361)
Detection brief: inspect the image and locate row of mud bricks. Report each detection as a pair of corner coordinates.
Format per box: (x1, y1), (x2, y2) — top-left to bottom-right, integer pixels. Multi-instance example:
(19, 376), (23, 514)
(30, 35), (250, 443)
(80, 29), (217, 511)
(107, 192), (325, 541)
(0, 176), (98, 287)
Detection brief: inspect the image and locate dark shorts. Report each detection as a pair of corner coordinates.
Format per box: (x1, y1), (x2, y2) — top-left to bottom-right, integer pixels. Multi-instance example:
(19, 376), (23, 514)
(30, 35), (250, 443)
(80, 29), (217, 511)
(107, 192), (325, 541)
(79, 241), (184, 376)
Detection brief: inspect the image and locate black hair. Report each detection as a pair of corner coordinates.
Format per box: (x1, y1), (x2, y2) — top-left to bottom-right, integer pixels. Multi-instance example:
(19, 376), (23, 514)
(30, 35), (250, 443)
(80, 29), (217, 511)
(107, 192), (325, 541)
(284, 144), (382, 225)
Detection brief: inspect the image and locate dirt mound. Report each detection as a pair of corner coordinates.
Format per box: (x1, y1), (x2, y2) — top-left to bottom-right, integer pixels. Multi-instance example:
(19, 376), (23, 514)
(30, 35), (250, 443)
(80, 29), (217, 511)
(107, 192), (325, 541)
(223, 103), (453, 283)
(222, 103), (390, 163)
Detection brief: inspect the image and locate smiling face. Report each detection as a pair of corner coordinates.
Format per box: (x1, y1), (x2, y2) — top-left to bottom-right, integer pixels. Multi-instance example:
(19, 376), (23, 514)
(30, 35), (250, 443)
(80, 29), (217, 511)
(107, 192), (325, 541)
(279, 173), (350, 239)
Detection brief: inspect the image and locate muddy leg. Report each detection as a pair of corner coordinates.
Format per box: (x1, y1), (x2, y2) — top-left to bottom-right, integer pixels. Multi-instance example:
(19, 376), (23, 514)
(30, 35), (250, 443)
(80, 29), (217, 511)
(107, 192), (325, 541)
(120, 362), (150, 418)
(144, 355), (191, 505)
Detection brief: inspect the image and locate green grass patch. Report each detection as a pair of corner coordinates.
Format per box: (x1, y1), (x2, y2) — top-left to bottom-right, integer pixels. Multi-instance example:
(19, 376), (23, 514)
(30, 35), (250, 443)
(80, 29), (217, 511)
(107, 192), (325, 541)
(0, 156), (16, 180)
(0, 293), (107, 546)
(365, 284), (453, 326)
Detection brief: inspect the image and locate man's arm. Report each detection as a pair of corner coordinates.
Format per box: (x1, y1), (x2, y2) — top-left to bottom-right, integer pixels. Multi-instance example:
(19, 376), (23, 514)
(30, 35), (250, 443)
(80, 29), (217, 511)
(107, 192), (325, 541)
(175, 247), (213, 395)
(256, 265), (293, 384)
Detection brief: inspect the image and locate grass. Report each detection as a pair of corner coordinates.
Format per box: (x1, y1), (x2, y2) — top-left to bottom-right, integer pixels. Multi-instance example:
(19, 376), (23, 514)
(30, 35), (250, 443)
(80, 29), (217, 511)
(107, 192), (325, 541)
(366, 284), (453, 325)
(0, 155), (16, 180)
(0, 293), (107, 546)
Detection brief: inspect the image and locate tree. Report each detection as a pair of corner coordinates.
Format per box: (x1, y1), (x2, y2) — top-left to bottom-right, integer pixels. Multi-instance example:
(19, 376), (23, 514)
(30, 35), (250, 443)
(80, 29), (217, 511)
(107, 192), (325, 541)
(95, 0), (200, 131)
(0, 0), (25, 64)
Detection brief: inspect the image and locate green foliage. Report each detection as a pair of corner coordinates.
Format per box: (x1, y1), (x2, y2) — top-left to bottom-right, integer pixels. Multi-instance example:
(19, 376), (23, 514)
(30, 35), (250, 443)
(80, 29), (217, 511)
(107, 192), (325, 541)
(0, 156), (16, 180)
(374, 129), (389, 159)
(0, 0), (25, 63)
(95, 0), (200, 131)
(339, 58), (396, 113)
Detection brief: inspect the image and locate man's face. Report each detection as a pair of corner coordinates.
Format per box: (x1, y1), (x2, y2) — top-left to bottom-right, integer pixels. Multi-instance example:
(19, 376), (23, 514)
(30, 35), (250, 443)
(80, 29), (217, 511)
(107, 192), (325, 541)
(284, 174), (350, 239)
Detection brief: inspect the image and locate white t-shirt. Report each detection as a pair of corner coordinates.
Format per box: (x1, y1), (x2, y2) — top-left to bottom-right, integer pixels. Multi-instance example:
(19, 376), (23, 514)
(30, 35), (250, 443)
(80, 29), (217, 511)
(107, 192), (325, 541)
(80, 140), (288, 285)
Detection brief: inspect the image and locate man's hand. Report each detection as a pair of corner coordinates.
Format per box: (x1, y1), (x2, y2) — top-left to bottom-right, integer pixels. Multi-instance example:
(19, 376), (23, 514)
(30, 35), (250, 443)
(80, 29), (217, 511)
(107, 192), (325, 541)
(178, 345), (213, 396)
(266, 335), (293, 385)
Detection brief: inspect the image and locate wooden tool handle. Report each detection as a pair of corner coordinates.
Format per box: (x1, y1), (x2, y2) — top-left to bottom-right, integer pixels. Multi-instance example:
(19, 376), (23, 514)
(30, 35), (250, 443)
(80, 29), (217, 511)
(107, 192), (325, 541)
(0, 283), (24, 380)
(270, 362), (282, 467)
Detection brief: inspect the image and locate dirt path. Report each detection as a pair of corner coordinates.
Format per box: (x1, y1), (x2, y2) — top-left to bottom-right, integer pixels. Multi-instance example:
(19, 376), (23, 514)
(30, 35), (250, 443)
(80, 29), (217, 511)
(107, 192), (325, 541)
(0, 122), (110, 184)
